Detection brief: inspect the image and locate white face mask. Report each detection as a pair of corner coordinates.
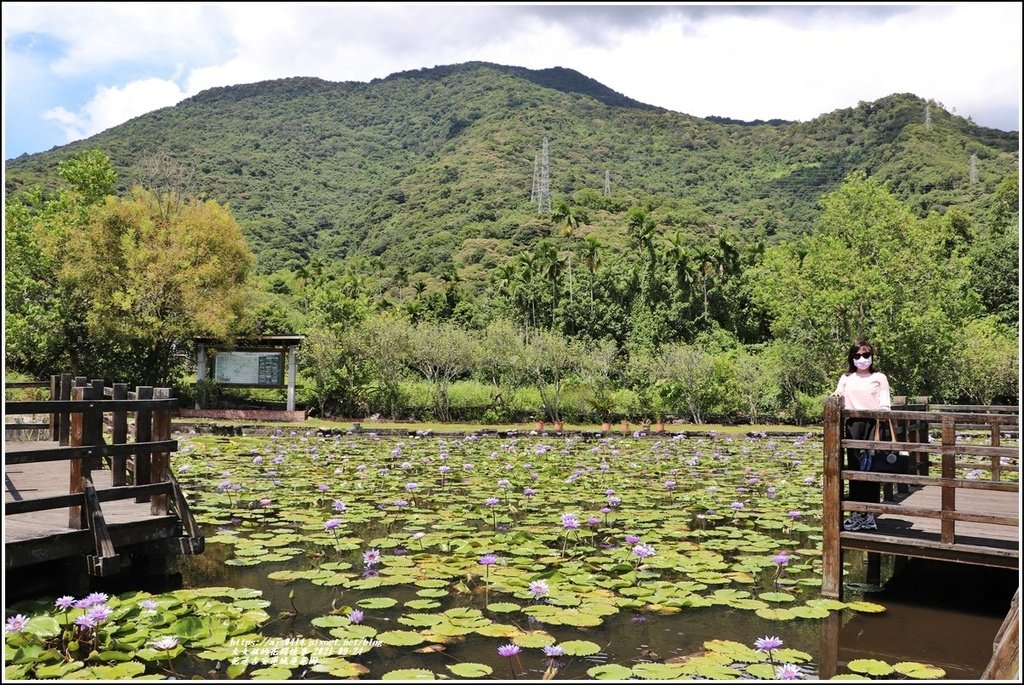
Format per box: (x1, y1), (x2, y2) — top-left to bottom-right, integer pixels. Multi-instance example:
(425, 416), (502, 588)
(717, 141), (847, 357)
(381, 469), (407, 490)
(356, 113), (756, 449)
(853, 356), (872, 370)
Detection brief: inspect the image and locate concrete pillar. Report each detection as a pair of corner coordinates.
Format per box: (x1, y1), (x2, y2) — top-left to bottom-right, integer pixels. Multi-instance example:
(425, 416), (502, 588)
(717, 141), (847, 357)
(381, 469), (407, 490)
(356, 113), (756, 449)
(196, 344), (207, 409)
(287, 345), (297, 412)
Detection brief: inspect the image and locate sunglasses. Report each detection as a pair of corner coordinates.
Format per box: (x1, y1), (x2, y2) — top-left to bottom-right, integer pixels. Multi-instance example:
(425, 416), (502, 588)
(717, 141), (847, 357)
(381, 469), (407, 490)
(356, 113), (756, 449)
(853, 352), (872, 360)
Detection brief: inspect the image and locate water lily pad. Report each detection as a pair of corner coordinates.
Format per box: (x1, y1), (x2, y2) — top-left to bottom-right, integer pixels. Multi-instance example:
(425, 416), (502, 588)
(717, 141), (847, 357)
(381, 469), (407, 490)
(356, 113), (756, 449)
(846, 601), (886, 613)
(358, 597), (399, 609)
(377, 630), (426, 646)
(746, 663), (777, 678)
(758, 591), (795, 603)
(755, 606), (796, 620)
(382, 668), (435, 680)
(398, 613), (443, 628)
(847, 659), (894, 676)
(309, 658), (370, 677)
(447, 662), (493, 677)
(475, 623), (518, 638)
(405, 599), (442, 610)
(587, 664), (633, 679)
(512, 631), (557, 648)
(893, 662), (946, 679)
(558, 639), (601, 656)
(250, 667), (294, 679)
(486, 602), (520, 613)
(632, 662), (687, 679)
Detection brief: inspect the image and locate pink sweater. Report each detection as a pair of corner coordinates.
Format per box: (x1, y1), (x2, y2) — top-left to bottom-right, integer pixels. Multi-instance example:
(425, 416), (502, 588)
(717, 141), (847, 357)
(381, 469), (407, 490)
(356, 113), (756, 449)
(834, 372), (892, 411)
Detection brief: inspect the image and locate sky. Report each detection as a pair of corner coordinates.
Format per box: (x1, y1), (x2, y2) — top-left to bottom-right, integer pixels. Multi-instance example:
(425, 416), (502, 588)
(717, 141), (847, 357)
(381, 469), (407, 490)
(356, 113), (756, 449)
(2, 2), (1021, 160)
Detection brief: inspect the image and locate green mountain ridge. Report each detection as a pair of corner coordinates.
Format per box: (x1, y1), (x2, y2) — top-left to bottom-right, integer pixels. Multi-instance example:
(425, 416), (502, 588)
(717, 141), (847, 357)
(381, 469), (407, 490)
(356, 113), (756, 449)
(5, 61), (1018, 281)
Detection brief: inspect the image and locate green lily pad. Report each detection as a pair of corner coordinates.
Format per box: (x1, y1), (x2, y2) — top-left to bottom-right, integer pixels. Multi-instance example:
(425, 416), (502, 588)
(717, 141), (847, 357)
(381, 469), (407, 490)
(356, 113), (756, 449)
(250, 667), (294, 679)
(893, 662), (946, 679)
(357, 597), (399, 609)
(382, 668), (435, 680)
(558, 639), (601, 656)
(587, 664), (634, 679)
(512, 631), (557, 648)
(846, 601), (886, 613)
(847, 658), (895, 676)
(447, 662), (493, 677)
(486, 602), (520, 613)
(377, 630), (426, 646)
(632, 662), (687, 679)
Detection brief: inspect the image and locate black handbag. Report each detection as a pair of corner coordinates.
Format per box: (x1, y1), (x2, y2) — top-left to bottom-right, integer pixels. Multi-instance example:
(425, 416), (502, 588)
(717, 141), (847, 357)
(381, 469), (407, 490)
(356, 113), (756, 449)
(869, 419), (906, 474)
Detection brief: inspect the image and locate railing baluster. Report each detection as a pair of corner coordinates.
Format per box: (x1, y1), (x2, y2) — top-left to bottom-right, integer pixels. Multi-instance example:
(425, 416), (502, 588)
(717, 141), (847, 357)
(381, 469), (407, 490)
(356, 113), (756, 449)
(111, 384), (129, 486)
(134, 386), (154, 502)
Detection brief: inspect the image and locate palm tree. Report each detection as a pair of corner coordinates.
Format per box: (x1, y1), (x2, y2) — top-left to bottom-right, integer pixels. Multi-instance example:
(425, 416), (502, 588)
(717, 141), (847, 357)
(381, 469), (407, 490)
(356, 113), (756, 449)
(664, 231), (696, 299)
(581, 234), (602, 313)
(516, 252), (539, 332)
(534, 241), (563, 328)
(552, 200), (583, 308)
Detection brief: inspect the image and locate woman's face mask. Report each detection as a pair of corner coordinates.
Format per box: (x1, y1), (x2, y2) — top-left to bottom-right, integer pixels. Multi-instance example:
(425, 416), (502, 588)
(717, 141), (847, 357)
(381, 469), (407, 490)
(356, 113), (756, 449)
(853, 356), (872, 370)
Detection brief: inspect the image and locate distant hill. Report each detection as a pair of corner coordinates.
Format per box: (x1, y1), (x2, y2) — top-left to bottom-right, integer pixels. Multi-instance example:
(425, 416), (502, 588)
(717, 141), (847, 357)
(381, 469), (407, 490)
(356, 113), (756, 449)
(5, 61), (1018, 280)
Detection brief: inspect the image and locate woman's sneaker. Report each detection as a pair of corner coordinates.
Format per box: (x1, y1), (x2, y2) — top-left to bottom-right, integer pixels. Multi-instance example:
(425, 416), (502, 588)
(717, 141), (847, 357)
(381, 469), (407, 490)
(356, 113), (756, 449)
(843, 513), (864, 531)
(860, 514), (878, 531)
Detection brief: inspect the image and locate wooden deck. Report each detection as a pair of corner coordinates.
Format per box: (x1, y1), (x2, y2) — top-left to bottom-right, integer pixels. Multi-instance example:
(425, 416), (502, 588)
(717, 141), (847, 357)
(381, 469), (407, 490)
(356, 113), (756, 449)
(843, 484), (1019, 567)
(5, 440), (200, 572)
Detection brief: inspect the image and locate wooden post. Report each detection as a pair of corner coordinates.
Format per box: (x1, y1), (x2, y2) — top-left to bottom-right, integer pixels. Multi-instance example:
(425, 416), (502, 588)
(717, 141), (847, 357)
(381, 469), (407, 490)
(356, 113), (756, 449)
(940, 416), (956, 544)
(50, 374), (60, 441)
(89, 379), (105, 470)
(68, 385), (93, 529)
(58, 373), (73, 446)
(821, 395), (844, 599)
(111, 384), (129, 486)
(134, 386), (154, 502)
(150, 388), (171, 515)
(990, 422), (1001, 482)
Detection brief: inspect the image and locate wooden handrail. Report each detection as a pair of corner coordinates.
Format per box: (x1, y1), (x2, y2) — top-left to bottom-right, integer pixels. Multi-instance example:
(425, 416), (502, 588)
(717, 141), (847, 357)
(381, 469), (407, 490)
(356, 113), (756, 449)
(6, 399), (178, 414)
(4, 482), (175, 516)
(4, 441), (179, 465)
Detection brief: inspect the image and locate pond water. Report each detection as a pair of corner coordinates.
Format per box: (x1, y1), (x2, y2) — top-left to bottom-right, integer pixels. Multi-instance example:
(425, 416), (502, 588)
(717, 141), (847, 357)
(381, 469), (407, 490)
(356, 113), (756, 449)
(173, 539), (1011, 680)
(5, 429), (1015, 680)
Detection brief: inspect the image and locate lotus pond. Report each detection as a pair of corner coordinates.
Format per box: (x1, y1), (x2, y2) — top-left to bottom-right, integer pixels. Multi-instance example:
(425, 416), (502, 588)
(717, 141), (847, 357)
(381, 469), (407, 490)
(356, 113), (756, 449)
(7, 428), (1003, 680)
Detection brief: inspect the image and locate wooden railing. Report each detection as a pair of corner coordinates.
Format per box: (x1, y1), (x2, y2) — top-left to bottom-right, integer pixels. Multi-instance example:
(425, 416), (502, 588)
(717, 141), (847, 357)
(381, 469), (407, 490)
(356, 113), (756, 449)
(821, 395), (1020, 598)
(4, 374), (203, 575)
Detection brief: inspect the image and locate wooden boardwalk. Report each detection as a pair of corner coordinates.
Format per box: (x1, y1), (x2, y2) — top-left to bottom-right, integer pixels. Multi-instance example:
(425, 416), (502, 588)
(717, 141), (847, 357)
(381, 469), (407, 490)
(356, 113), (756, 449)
(4, 446), (193, 570)
(5, 377), (203, 581)
(842, 484), (1019, 568)
(821, 398), (1020, 599)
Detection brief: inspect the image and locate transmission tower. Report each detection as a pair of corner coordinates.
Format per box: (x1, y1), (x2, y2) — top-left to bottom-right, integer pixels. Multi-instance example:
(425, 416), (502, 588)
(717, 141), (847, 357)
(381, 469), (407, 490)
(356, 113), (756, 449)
(530, 154), (539, 203)
(969, 153), (978, 183)
(924, 102), (932, 130)
(538, 137), (551, 214)
(603, 169), (611, 198)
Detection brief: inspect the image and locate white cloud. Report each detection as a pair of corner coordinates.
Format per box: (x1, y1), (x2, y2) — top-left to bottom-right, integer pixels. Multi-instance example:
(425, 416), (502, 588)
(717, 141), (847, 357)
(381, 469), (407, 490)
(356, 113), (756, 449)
(6, 2), (1021, 156)
(44, 77), (187, 141)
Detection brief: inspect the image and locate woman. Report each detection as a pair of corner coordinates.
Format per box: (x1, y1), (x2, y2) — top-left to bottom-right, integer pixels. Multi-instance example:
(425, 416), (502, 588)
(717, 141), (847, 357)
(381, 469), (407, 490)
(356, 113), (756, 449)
(832, 339), (891, 531)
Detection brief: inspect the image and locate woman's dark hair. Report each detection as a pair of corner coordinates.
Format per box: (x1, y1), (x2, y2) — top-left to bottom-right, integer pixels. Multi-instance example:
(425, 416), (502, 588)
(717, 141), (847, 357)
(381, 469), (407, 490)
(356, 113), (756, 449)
(846, 338), (876, 374)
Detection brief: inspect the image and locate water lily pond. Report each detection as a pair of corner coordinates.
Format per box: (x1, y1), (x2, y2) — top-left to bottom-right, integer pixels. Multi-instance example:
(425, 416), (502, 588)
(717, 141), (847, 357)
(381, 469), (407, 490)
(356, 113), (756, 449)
(7, 429), (990, 680)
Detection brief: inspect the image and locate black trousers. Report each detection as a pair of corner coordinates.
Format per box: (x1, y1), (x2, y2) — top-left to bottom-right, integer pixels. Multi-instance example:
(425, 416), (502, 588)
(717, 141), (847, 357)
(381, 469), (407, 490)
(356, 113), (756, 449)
(845, 418), (882, 504)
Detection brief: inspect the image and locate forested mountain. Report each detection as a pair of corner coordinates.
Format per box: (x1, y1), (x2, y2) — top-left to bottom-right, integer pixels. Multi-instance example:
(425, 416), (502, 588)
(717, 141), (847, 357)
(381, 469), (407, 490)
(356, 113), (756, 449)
(5, 62), (1018, 416)
(5, 61), (1017, 280)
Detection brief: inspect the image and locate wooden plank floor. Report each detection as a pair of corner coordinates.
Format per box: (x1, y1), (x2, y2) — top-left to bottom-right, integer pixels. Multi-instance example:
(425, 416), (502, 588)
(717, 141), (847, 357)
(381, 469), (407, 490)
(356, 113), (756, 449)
(873, 485), (1019, 547)
(843, 484), (1020, 569)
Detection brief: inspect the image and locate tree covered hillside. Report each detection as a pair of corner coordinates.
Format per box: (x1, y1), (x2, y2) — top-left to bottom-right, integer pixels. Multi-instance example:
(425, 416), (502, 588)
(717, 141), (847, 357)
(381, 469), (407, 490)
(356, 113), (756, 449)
(5, 62), (1017, 280)
(5, 63), (1018, 419)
